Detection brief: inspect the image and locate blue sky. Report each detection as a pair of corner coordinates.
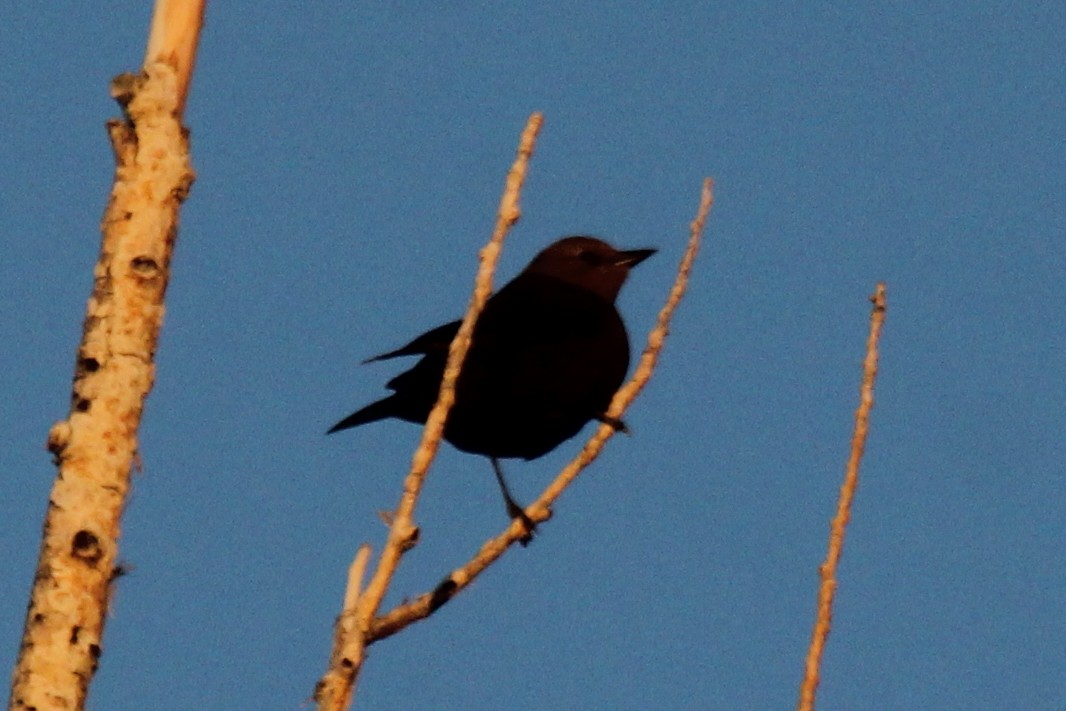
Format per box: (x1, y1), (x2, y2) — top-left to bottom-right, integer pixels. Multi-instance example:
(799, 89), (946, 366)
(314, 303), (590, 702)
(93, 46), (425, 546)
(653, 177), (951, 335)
(2, 3), (1064, 710)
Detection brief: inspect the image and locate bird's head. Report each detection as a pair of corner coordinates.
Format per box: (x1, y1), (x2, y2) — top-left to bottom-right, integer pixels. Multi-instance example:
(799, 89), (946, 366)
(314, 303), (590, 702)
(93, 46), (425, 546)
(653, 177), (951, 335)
(523, 236), (656, 302)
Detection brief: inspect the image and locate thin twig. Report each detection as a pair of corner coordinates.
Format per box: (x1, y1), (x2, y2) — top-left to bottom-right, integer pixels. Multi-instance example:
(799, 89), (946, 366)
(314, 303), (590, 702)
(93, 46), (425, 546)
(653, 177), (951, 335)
(316, 545), (371, 711)
(369, 178), (715, 642)
(796, 282), (887, 711)
(313, 112), (544, 710)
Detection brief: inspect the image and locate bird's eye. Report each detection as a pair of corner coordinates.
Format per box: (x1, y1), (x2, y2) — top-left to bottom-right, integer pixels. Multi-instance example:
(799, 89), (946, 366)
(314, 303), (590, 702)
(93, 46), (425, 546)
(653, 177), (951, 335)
(578, 250), (602, 266)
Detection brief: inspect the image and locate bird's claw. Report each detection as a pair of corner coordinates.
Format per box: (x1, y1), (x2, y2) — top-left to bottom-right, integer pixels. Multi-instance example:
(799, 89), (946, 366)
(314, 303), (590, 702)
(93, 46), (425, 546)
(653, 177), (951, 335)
(596, 414), (630, 435)
(506, 501), (537, 546)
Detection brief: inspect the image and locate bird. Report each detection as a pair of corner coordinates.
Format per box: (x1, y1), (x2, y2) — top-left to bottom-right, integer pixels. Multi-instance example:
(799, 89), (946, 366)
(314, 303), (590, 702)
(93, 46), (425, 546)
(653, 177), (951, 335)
(328, 236), (656, 541)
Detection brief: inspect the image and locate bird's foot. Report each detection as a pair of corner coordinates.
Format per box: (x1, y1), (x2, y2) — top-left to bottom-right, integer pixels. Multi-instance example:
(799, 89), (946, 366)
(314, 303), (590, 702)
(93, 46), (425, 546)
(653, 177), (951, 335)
(596, 414), (630, 435)
(506, 500), (537, 547)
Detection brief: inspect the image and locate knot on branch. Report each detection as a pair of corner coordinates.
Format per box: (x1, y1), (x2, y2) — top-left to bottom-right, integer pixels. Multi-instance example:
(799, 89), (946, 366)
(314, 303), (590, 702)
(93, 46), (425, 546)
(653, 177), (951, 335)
(71, 530), (103, 565)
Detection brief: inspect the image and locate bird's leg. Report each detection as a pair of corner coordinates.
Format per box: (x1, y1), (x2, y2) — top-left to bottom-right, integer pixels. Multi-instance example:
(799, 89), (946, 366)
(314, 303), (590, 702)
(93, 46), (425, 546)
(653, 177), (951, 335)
(596, 413), (630, 435)
(491, 457), (536, 545)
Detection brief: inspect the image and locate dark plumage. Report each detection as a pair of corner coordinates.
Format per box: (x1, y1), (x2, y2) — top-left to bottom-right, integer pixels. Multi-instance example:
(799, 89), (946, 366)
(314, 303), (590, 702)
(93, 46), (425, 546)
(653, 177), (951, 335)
(329, 236), (655, 539)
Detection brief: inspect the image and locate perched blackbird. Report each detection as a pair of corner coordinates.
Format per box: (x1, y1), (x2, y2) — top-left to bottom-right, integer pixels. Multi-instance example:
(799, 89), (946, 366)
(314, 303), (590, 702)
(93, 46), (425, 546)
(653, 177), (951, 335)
(329, 236), (655, 538)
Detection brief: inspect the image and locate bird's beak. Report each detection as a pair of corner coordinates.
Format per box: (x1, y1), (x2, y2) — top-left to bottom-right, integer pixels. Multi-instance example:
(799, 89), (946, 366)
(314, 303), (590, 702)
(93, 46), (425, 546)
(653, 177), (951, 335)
(616, 248), (657, 268)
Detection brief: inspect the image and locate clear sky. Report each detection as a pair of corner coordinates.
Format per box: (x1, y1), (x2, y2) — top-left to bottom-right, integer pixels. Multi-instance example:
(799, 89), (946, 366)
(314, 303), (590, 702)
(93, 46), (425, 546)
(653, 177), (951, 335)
(2, 3), (1064, 710)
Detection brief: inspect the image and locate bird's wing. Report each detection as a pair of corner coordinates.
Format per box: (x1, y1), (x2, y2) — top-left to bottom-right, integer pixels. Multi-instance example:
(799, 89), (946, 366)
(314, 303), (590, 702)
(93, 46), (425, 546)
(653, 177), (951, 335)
(363, 319), (462, 363)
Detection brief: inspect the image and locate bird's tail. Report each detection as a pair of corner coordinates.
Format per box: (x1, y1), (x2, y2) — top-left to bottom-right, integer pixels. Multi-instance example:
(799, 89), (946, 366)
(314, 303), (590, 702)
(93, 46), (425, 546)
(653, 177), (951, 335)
(327, 397), (399, 434)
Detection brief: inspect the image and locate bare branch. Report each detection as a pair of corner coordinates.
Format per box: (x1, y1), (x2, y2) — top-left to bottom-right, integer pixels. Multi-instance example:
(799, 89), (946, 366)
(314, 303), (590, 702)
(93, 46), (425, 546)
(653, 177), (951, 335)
(144, 0), (206, 116)
(8, 6), (202, 706)
(796, 282), (887, 711)
(313, 112), (544, 710)
(316, 545), (372, 711)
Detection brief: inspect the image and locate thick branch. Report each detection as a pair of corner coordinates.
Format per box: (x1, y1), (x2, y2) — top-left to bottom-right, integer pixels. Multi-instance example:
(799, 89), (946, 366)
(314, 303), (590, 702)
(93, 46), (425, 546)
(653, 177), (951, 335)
(8, 63), (195, 711)
(144, 0), (206, 115)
